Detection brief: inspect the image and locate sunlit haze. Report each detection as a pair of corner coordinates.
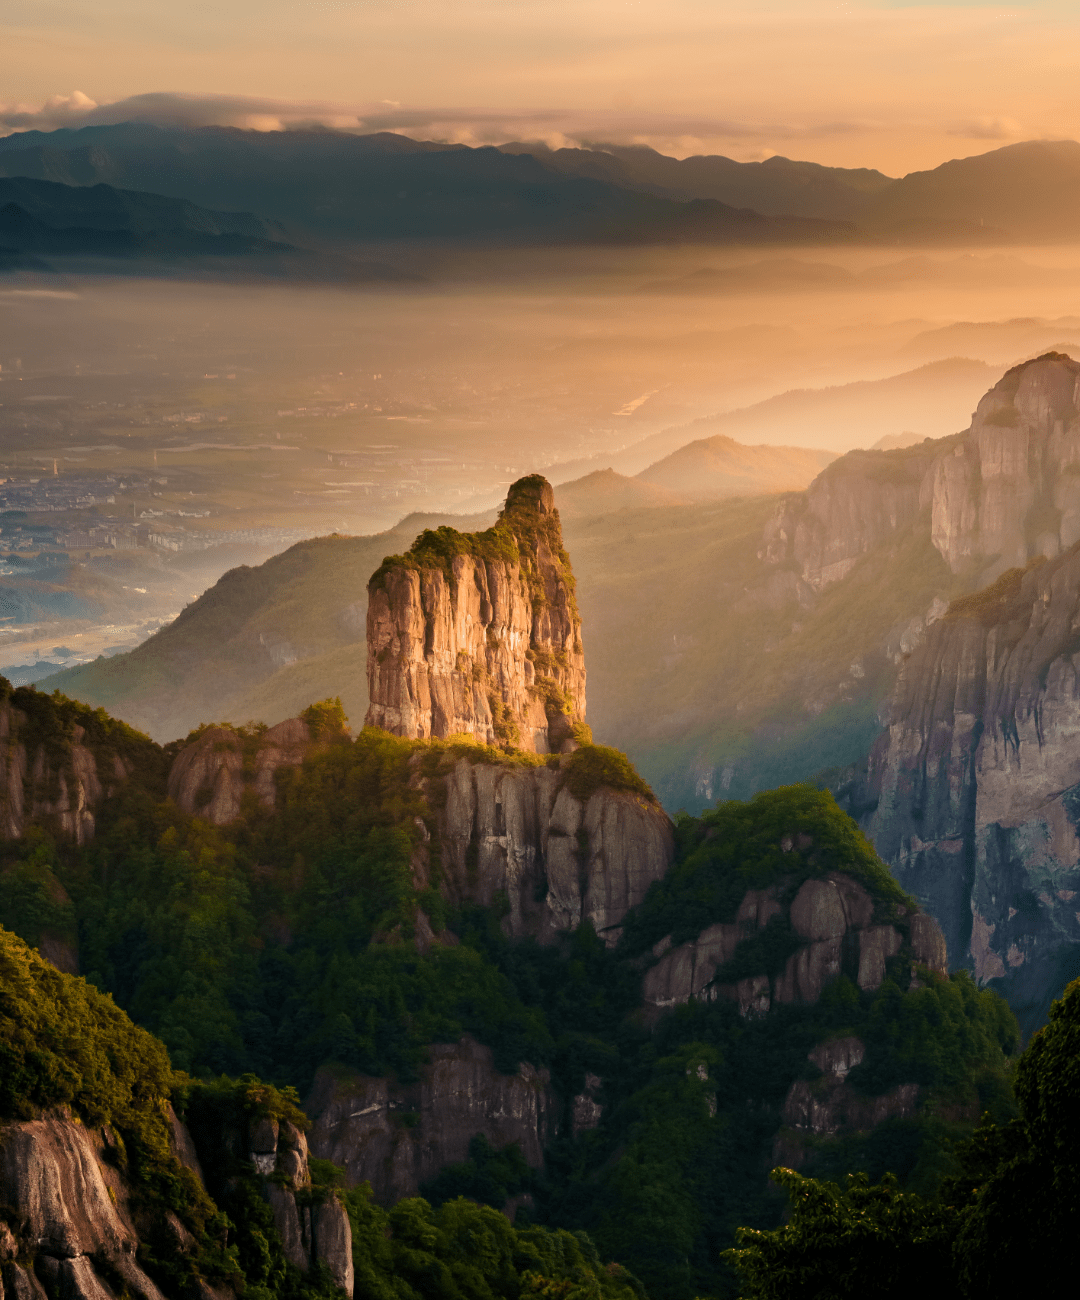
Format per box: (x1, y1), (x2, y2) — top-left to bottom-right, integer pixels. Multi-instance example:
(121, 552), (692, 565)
(3, 0), (1079, 172)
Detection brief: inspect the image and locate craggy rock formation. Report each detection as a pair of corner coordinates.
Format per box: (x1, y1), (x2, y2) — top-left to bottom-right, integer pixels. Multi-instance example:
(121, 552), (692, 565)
(760, 442), (939, 592)
(420, 757), (674, 946)
(164, 731), (676, 945)
(0, 1104), (354, 1300)
(763, 353), (1080, 593)
(0, 1113), (167, 1300)
(166, 717), (323, 823)
(642, 872), (947, 1018)
(365, 475), (586, 753)
(773, 1036), (920, 1169)
(835, 547), (1080, 1031)
(0, 696), (135, 845)
(306, 1036), (556, 1204)
(242, 1116), (353, 1294)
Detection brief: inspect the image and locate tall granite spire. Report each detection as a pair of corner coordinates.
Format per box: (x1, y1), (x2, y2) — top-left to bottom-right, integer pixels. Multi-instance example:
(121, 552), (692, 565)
(364, 474), (586, 752)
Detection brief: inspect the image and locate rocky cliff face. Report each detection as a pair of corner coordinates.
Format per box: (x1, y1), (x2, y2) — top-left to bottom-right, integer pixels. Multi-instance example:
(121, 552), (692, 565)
(763, 353), (1080, 593)
(0, 691), (145, 842)
(421, 756), (674, 947)
(0, 1111), (187, 1300)
(189, 1107), (353, 1295)
(773, 1035), (920, 1170)
(166, 716), (323, 822)
(835, 547), (1080, 1031)
(641, 872), (947, 1019)
(365, 476), (586, 753)
(760, 443), (940, 592)
(306, 1035), (555, 1205)
(0, 1103), (353, 1300)
(0, 695), (134, 846)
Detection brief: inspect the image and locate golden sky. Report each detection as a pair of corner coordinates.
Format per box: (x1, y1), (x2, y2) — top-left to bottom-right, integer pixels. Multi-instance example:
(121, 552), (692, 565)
(2, 1), (1077, 174)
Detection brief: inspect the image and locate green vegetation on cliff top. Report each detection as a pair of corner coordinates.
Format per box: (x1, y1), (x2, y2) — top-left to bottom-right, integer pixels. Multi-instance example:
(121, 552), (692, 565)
(370, 476), (578, 620)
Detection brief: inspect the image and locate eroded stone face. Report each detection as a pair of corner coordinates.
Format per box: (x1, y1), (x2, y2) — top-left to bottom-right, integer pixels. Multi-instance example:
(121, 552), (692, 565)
(641, 869), (945, 1018)
(166, 716), (321, 824)
(429, 757), (674, 947)
(365, 476), (585, 753)
(837, 530), (1080, 1030)
(763, 355), (1080, 594)
(0, 1115), (167, 1300)
(306, 1035), (556, 1203)
(0, 706), (127, 847)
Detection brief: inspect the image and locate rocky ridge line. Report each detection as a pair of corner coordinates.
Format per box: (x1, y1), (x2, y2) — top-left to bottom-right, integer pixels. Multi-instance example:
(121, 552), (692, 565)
(763, 352), (1080, 593)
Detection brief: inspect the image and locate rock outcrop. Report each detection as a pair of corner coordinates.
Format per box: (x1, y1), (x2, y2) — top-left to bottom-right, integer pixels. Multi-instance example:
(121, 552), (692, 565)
(243, 1116), (353, 1294)
(365, 475), (586, 753)
(835, 545), (1080, 1031)
(773, 1035), (920, 1169)
(760, 442), (939, 592)
(306, 1035), (556, 1204)
(763, 353), (1080, 593)
(642, 872), (947, 1018)
(0, 1114), (167, 1300)
(0, 694), (136, 845)
(166, 716), (324, 823)
(421, 756), (674, 946)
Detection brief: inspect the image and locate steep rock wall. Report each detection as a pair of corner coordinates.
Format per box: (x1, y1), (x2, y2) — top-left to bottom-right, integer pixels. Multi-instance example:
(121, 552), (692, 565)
(0, 700), (133, 846)
(306, 1035), (556, 1204)
(772, 1035), (921, 1169)
(0, 1113), (167, 1300)
(166, 716), (322, 822)
(418, 756), (674, 946)
(763, 353), (1080, 594)
(365, 476), (586, 753)
(760, 444), (938, 592)
(835, 546), (1080, 1030)
(0, 1101), (353, 1300)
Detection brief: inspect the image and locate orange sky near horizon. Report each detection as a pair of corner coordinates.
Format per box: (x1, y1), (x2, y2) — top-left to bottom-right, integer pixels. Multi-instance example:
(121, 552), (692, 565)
(1, 1), (1077, 175)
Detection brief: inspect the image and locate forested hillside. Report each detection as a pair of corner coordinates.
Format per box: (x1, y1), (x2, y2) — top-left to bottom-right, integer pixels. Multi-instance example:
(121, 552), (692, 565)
(0, 678), (1022, 1299)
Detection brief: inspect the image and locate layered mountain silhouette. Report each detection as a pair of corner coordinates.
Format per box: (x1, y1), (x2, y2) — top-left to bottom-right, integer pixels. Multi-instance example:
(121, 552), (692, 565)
(0, 175), (413, 281)
(3, 126), (1079, 246)
(0, 124), (851, 247)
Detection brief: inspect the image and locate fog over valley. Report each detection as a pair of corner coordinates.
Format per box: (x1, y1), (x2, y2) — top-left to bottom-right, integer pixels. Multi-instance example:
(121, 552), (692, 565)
(6, 238), (1080, 683)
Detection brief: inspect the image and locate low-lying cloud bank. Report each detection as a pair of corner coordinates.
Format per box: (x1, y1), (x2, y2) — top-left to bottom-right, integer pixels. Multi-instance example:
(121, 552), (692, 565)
(0, 90), (1016, 168)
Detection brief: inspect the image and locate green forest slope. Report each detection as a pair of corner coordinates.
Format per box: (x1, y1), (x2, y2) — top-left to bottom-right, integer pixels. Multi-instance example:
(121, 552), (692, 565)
(0, 683), (1020, 1299)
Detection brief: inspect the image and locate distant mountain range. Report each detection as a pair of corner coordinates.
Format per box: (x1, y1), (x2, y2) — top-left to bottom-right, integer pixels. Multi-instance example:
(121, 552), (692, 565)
(0, 175), (416, 281)
(505, 137), (1080, 242)
(0, 123), (851, 248)
(0, 127), (1077, 259)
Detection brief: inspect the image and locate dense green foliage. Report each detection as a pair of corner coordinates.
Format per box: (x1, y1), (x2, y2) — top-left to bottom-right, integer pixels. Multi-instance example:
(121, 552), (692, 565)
(0, 925), (250, 1298)
(0, 922), (172, 1127)
(725, 1168), (954, 1299)
(0, 922), (644, 1300)
(726, 976), (1080, 1300)
(0, 685), (1024, 1300)
(346, 1187), (642, 1300)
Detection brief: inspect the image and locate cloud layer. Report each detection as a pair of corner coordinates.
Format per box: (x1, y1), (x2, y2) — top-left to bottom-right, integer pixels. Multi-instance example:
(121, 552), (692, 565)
(0, 90), (1044, 174)
(2, 2), (1076, 171)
